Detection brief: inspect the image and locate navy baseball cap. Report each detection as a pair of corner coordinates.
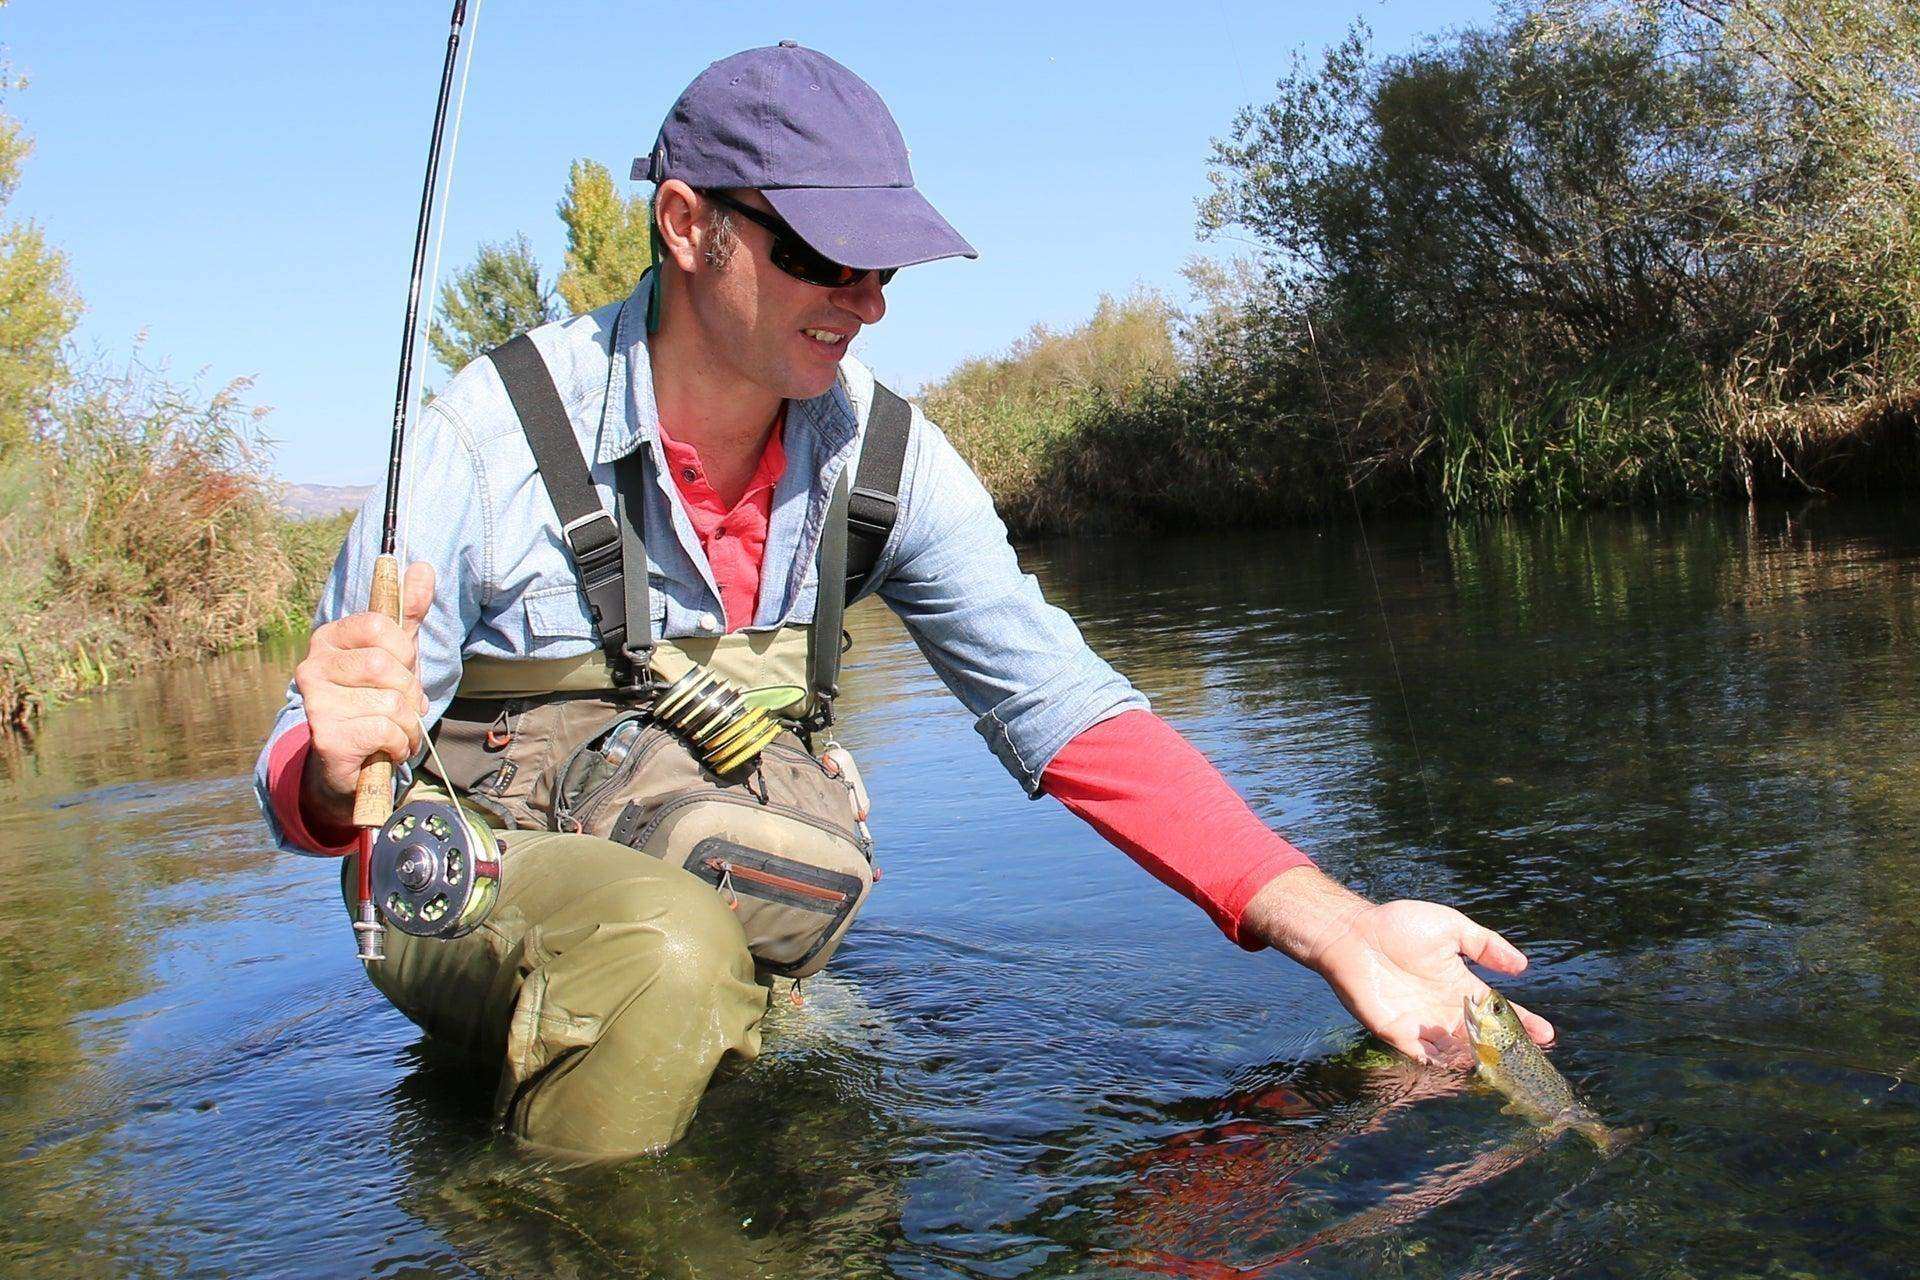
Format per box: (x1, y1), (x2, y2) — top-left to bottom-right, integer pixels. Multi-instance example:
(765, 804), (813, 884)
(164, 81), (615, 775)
(634, 42), (977, 272)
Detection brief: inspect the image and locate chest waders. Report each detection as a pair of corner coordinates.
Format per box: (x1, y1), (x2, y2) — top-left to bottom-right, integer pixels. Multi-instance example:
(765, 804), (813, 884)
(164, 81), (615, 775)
(378, 331), (910, 978)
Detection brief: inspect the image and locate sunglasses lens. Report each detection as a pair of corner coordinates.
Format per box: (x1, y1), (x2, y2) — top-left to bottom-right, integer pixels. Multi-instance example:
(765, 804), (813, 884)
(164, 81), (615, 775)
(773, 240), (858, 288)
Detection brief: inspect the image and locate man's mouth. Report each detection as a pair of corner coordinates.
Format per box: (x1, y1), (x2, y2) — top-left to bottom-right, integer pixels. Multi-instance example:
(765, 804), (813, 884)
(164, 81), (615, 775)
(803, 327), (848, 346)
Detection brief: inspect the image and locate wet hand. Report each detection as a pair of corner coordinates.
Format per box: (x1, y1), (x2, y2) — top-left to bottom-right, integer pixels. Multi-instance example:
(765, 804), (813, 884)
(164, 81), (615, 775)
(1241, 866), (1554, 1066)
(1309, 898), (1555, 1066)
(295, 561), (435, 820)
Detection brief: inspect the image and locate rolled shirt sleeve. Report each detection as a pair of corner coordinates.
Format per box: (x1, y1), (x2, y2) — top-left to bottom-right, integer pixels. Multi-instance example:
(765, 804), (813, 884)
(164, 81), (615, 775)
(252, 397), (491, 855)
(875, 405), (1147, 793)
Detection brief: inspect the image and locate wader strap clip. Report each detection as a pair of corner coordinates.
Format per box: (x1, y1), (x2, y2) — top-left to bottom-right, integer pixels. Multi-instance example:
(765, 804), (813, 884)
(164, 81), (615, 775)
(562, 510), (628, 658)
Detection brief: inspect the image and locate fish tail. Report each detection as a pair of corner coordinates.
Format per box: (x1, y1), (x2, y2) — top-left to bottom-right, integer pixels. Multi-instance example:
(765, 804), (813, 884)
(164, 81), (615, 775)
(1576, 1118), (1647, 1156)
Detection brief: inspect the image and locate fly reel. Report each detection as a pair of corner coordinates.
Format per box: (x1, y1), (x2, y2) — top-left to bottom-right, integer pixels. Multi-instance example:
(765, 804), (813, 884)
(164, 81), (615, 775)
(368, 799), (502, 939)
(651, 665), (783, 775)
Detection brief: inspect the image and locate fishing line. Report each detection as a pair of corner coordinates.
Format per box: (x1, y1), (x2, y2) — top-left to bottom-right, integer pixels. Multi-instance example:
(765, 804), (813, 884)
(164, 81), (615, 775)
(402, 0), (485, 567)
(1202, 11), (1440, 845)
(1305, 316), (1442, 843)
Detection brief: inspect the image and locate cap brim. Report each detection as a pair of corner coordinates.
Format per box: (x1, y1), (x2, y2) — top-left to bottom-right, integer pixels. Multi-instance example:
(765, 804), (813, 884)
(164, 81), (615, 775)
(764, 185), (977, 271)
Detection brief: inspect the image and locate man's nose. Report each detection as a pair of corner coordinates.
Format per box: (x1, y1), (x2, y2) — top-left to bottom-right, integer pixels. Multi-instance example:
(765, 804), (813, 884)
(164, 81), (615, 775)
(834, 272), (887, 325)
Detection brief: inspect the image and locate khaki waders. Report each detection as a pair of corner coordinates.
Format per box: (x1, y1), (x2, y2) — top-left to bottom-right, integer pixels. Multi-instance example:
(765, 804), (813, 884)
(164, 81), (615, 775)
(343, 780), (771, 1160)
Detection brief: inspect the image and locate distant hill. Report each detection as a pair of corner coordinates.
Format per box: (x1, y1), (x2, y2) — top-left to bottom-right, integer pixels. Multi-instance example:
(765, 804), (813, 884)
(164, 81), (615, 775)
(277, 483), (373, 519)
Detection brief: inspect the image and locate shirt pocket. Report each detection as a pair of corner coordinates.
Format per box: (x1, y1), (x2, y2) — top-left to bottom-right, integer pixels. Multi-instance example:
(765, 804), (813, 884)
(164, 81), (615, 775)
(520, 583), (598, 649)
(518, 580), (668, 651)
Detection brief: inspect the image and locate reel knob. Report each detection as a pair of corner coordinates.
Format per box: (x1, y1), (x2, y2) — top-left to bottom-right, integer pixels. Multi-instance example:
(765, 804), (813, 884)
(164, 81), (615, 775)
(396, 844), (437, 893)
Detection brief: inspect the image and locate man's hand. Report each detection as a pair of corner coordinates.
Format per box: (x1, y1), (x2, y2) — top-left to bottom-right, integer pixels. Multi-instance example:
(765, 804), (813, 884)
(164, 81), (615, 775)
(295, 562), (436, 832)
(1241, 865), (1555, 1065)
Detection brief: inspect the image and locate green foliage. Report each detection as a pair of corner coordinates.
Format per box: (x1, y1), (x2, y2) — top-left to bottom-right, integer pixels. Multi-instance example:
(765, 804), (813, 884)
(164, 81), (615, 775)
(923, 292), (1182, 532)
(429, 232), (557, 376)
(1169, 0), (1920, 519)
(0, 67), (81, 454)
(557, 159), (653, 315)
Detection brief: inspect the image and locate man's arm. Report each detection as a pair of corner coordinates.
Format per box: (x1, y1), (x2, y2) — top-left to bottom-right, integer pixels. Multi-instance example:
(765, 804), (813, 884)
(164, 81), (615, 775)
(871, 396), (1552, 1062)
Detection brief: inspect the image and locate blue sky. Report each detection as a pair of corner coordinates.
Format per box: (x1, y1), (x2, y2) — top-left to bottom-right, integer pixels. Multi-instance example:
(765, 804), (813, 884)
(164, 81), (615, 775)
(4, 0), (1490, 484)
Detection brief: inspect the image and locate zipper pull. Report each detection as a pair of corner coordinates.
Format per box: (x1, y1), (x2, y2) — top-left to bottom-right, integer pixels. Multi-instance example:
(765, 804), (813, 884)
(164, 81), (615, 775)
(485, 705), (515, 750)
(820, 744), (870, 821)
(714, 859), (739, 910)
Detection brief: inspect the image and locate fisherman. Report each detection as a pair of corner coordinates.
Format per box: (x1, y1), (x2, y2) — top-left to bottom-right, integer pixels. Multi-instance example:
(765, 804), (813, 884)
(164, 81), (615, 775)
(254, 42), (1555, 1160)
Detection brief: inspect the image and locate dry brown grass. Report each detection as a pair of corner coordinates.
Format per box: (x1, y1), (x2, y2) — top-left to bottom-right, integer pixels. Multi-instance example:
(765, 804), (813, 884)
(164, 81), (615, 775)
(0, 355), (334, 734)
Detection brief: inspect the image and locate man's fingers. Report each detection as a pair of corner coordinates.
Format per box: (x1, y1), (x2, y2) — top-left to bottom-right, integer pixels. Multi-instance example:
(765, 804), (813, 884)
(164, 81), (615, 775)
(1385, 1028), (1434, 1064)
(326, 644), (415, 693)
(1459, 921), (1528, 976)
(317, 610), (418, 674)
(400, 561), (435, 636)
(1510, 998), (1555, 1048)
(312, 715), (417, 777)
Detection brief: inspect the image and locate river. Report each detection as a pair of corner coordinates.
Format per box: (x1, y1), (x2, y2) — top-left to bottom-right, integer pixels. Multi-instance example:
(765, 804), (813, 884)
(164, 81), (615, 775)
(1, 501), (1914, 1278)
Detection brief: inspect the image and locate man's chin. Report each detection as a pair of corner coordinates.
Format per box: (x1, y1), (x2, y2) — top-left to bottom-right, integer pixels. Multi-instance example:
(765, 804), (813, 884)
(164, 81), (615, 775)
(785, 363), (842, 401)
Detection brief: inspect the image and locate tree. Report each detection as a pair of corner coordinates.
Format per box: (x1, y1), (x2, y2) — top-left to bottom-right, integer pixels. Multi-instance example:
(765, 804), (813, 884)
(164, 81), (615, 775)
(429, 232), (558, 376)
(0, 46), (82, 454)
(556, 159), (653, 315)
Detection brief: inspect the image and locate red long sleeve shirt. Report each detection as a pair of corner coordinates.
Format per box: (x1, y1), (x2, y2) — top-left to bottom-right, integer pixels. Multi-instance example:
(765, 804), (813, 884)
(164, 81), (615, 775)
(268, 417), (1312, 945)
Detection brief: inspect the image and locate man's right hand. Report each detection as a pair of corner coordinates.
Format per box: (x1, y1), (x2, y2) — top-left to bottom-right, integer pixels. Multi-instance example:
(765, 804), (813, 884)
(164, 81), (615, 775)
(295, 561), (436, 832)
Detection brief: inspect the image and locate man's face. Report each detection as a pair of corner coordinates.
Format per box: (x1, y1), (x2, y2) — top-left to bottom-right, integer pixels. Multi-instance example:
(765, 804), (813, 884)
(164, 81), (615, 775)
(687, 189), (889, 402)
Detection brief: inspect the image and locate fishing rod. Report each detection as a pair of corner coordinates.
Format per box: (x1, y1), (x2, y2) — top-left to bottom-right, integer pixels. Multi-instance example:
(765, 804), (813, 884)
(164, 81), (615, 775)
(352, 0), (500, 963)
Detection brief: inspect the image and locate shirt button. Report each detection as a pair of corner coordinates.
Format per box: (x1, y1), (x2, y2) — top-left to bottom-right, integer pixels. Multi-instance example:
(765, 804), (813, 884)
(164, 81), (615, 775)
(681, 467), (698, 482)
(715, 524), (726, 537)
(696, 611), (719, 633)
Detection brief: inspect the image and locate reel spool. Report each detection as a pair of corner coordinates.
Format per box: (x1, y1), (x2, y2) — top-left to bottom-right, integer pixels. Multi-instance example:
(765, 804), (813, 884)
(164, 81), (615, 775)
(368, 799), (503, 939)
(652, 665), (782, 775)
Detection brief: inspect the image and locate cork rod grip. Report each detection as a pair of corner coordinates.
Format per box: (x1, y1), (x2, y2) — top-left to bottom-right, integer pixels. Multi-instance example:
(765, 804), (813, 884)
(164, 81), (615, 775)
(351, 554), (405, 829)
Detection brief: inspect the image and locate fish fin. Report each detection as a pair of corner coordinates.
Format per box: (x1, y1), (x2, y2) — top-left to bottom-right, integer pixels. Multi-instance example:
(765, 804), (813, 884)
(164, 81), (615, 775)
(1473, 1043), (1501, 1069)
(1581, 1120), (1648, 1156)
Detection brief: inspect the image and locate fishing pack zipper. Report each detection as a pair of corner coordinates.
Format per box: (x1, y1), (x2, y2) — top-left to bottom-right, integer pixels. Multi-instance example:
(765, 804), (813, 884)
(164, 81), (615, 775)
(611, 785), (868, 857)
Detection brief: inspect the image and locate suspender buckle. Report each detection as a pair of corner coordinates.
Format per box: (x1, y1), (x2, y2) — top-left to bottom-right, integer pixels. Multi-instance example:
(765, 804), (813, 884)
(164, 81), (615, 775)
(845, 486), (898, 541)
(562, 511), (626, 645)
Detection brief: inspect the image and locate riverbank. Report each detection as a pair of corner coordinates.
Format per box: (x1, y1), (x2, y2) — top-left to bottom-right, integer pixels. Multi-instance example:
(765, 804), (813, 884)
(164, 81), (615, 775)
(928, 293), (1920, 540)
(0, 356), (346, 733)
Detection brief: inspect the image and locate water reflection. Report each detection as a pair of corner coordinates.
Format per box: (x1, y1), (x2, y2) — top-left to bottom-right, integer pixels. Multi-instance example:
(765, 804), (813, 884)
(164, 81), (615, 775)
(0, 502), (1916, 1276)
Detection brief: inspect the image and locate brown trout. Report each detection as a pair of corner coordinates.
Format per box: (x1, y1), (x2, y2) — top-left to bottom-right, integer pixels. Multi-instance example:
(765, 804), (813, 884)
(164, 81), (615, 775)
(1463, 989), (1631, 1153)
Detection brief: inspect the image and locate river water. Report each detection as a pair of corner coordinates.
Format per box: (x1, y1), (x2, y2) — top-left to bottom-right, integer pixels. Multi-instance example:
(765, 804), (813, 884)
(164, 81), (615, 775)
(1, 501), (1915, 1278)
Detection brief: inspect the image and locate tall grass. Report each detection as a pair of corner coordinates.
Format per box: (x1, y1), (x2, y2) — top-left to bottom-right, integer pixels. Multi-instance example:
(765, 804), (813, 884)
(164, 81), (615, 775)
(0, 355), (334, 732)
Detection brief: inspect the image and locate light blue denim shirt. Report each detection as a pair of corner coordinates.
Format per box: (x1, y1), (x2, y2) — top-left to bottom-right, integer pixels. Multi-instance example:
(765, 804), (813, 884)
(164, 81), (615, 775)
(253, 274), (1146, 853)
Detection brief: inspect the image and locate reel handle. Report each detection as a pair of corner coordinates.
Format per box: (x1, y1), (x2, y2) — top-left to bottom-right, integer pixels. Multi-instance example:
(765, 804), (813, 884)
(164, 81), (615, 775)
(352, 553), (406, 828)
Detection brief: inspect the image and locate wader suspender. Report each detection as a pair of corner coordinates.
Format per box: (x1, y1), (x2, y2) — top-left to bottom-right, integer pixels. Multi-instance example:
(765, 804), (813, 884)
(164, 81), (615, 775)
(486, 334), (913, 724)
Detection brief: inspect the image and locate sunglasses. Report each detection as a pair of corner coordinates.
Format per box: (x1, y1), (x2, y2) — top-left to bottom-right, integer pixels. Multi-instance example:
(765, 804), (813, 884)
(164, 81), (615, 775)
(701, 190), (898, 290)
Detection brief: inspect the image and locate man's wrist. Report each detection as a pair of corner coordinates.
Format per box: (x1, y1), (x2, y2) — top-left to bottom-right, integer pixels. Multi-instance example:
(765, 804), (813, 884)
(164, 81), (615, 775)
(298, 750), (358, 842)
(1239, 865), (1375, 972)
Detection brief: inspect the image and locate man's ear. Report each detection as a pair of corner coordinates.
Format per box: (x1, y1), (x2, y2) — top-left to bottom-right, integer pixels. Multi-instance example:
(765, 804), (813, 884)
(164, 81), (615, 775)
(654, 179), (703, 275)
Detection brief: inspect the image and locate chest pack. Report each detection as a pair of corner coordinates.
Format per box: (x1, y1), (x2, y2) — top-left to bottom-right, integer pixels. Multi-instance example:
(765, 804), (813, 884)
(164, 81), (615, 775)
(417, 332), (911, 977)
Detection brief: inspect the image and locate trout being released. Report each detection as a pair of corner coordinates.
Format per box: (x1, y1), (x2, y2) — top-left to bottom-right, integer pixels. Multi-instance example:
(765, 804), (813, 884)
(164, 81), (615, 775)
(1463, 990), (1633, 1153)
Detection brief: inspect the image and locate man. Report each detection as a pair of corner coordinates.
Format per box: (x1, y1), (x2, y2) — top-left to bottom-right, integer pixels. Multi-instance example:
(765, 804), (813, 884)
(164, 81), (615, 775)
(256, 42), (1553, 1160)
